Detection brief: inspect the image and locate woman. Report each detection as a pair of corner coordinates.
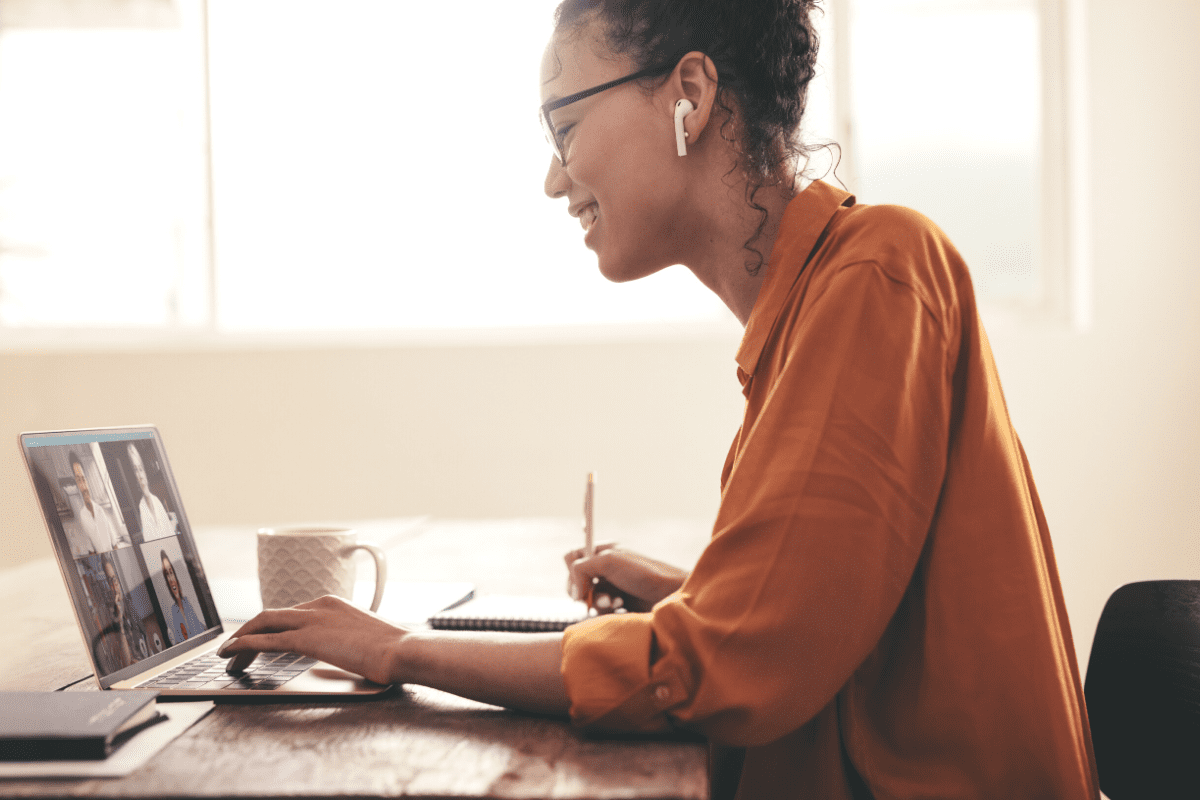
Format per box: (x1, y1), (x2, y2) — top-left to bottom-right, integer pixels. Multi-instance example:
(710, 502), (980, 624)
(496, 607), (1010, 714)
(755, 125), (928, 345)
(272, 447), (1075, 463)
(160, 550), (205, 645)
(128, 442), (176, 541)
(101, 556), (148, 669)
(220, 1), (1099, 796)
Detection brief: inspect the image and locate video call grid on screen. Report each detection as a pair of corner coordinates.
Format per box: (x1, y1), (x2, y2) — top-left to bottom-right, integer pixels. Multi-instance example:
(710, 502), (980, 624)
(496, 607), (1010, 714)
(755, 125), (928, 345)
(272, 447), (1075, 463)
(21, 428), (222, 685)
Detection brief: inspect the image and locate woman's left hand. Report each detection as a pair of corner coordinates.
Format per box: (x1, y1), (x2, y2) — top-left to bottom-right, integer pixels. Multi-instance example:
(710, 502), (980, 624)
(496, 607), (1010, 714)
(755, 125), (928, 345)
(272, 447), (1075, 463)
(217, 595), (408, 686)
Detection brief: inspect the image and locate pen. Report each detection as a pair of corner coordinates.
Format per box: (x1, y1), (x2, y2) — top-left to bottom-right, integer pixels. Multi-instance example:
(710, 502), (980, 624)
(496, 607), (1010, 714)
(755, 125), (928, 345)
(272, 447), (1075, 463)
(583, 472), (595, 611)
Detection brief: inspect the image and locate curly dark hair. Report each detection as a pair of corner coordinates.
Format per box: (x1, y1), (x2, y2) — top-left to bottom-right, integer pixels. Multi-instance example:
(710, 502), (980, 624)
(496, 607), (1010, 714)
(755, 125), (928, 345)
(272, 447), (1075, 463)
(552, 0), (827, 274)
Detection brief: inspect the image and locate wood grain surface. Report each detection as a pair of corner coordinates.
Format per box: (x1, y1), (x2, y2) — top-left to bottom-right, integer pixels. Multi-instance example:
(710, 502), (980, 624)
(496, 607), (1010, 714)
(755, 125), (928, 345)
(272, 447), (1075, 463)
(0, 518), (711, 799)
(0, 557), (92, 692)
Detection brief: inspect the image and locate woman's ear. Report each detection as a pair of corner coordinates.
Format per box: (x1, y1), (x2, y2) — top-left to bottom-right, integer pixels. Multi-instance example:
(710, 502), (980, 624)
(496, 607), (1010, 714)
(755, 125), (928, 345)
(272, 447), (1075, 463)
(670, 51), (719, 148)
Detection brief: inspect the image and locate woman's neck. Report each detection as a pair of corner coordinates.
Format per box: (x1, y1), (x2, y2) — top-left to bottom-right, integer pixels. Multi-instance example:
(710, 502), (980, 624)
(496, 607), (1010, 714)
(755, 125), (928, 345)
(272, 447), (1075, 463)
(676, 163), (798, 326)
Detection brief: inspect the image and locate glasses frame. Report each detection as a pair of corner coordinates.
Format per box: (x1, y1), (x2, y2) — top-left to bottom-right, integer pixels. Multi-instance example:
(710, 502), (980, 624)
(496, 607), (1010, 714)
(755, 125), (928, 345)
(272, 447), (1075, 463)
(540, 59), (680, 166)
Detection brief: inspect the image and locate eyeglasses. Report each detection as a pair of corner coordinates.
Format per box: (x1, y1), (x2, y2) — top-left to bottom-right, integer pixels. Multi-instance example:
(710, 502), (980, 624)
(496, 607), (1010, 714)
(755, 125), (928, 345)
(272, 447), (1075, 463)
(540, 59), (678, 166)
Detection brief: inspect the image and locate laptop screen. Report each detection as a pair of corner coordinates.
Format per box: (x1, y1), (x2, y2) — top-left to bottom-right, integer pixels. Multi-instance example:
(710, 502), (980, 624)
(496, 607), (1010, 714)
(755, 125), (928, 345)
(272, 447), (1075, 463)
(20, 427), (223, 686)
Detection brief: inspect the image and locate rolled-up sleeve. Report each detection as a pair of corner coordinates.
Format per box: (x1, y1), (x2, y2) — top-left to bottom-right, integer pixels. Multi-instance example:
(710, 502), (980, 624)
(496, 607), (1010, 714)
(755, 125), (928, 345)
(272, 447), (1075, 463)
(561, 610), (689, 732)
(561, 260), (953, 745)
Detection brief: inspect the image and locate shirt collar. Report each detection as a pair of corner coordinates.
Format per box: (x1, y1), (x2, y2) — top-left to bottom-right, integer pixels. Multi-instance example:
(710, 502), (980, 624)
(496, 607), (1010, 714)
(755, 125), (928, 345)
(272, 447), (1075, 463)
(735, 180), (855, 381)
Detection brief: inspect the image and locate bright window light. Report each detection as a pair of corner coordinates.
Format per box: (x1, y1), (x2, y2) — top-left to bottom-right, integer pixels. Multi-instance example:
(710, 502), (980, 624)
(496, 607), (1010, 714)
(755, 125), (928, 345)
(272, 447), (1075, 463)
(0, 22), (206, 328)
(206, 0), (731, 332)
(0, 0), (1065, 338)
(848, 0), (1042, 301)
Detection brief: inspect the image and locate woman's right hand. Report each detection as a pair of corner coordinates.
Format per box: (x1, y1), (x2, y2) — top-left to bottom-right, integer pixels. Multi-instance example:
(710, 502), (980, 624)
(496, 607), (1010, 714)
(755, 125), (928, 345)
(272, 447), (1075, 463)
(563, 544), (689, 614)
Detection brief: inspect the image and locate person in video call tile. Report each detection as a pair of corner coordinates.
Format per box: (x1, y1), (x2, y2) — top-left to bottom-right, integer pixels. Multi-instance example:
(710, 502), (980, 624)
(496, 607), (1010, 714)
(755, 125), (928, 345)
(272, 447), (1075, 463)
(128, 443), (176, 541)
(104, 556), (149, 667)
(161, 550), (204, 645)
(81, 565), (120, 674)
(69, 450), (128, 554)
(221, 2), (1100, 797)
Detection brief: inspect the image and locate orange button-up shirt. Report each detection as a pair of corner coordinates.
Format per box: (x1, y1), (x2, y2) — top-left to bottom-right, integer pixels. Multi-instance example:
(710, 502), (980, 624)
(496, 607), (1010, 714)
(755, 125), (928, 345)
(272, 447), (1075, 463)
(561, 181), (1099, 799)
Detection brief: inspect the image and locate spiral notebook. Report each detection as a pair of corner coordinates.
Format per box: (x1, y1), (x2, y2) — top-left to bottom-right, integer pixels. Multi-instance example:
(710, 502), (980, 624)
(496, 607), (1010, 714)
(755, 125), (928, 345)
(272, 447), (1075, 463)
(427, 595), (590, 632)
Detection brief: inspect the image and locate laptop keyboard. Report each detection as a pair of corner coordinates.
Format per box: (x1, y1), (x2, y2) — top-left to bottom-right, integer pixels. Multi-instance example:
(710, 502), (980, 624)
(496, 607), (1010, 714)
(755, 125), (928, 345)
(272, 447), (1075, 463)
(138, 651), (318, 691)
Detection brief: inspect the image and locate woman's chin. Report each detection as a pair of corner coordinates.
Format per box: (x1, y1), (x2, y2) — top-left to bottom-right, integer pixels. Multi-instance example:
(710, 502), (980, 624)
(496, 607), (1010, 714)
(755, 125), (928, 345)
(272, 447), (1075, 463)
(595, 252), (664, 284)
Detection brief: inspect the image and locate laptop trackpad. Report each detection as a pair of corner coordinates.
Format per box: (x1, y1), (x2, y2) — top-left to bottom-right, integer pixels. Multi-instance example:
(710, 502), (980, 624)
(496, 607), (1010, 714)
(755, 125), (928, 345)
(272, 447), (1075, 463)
(281, 663), (384, 694)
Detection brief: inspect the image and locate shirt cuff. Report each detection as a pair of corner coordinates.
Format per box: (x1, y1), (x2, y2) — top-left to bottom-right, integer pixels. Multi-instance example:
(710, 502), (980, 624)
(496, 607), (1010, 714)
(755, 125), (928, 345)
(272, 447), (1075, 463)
(561, 612), (689, 733)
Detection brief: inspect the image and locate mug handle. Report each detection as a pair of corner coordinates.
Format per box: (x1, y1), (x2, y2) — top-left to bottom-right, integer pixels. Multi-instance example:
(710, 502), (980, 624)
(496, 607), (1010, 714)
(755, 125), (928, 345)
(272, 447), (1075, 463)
(345, 543), (388, 612)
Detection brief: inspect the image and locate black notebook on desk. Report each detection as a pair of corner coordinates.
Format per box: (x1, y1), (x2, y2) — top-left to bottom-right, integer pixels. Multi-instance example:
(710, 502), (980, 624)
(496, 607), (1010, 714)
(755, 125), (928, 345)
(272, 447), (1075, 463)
(428, 595), (590, 632)
(0, 690), (161, 761)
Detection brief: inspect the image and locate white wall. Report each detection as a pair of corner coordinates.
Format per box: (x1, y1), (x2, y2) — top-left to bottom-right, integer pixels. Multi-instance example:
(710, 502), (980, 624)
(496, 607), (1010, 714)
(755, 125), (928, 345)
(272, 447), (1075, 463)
(983, 0), (1200, 666)
(0, 337), (745, 568)
(1, 0), (1197, 675)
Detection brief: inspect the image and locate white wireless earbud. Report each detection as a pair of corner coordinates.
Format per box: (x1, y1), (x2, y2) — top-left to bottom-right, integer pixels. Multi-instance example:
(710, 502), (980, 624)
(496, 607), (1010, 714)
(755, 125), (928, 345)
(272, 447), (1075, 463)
(674, 99), (695, 156)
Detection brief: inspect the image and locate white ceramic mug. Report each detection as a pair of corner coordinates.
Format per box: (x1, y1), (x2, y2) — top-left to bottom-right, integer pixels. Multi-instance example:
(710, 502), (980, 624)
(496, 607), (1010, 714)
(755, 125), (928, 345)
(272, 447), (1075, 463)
(257, 527), (387, 612)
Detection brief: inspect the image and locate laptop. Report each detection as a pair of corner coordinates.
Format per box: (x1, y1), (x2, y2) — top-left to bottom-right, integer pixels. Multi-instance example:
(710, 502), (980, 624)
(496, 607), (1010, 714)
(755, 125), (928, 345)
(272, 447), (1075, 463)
(18, 425), (391, 699)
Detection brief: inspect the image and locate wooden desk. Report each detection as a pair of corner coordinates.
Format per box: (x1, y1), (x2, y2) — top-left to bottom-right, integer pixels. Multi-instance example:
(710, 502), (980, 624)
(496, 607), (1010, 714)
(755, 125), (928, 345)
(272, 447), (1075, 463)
(0, 518), (711, 799)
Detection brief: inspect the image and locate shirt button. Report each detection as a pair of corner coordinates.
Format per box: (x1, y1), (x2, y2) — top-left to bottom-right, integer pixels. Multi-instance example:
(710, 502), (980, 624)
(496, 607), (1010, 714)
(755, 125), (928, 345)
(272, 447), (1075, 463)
(654, 684), (671, 702)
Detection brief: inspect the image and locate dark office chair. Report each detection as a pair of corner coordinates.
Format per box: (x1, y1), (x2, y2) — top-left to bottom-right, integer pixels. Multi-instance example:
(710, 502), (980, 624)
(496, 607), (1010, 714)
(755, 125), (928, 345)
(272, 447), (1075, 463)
(1084, 580), (1200, 799)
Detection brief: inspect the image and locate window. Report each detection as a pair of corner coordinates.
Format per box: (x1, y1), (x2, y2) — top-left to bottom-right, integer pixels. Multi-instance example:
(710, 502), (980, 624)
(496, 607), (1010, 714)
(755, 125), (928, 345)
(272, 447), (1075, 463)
(850, 0), (1041, 300)
(0, 0), (208, 331)
(838, 0), (1088, 329)
(205, 0), (734, 335)
(0, 0), (1085, 343)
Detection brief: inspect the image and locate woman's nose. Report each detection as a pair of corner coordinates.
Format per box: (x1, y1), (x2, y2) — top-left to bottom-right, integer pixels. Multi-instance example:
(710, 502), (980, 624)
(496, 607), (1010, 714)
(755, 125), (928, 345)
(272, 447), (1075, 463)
(544, 155), (569, 199)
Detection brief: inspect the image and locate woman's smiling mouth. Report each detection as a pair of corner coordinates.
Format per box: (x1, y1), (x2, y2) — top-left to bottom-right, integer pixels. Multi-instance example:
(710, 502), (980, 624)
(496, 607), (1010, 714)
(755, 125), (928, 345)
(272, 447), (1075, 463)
(579, 204), (598, 232)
